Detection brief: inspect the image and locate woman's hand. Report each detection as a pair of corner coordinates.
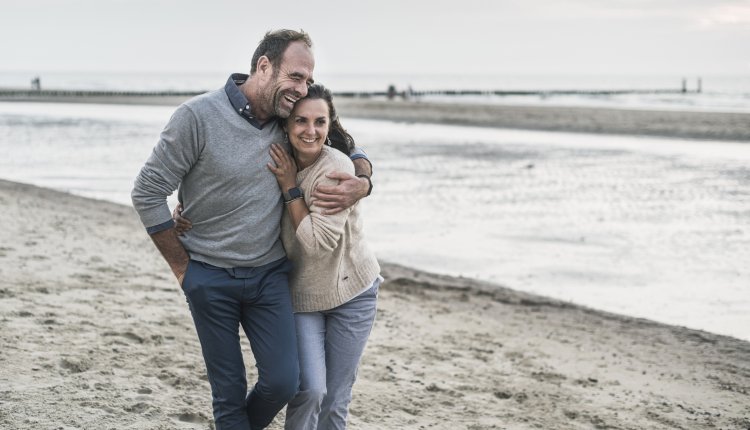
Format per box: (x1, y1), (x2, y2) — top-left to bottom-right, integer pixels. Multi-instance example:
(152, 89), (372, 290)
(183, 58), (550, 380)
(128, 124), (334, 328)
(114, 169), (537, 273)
(172, 203), (192, 236)
(267, 143), (298, 191)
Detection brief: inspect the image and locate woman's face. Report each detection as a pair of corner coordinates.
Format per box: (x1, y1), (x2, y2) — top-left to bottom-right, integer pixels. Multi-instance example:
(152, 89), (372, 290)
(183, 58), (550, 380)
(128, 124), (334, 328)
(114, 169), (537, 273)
(285, 98), (329, 160)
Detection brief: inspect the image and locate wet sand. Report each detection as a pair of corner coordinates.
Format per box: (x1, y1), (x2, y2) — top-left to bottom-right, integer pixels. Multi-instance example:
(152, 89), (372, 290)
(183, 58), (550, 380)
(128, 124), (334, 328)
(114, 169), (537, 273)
(334, 98), (750, 142)
(1, 93), (749, 141)
(1, 179), (748, 429)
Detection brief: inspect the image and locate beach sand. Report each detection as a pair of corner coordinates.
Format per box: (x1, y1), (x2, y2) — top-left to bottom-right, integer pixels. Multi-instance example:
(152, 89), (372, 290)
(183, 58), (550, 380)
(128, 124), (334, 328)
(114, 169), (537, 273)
(2, 93), (749, 141)
(334, 98), (750, 142)
(1, 179), (749, 429)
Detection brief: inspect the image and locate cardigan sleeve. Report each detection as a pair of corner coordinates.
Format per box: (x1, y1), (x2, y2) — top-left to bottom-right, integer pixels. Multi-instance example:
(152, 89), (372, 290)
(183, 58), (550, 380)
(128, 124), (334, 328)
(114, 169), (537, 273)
(294, 152), (355, 253)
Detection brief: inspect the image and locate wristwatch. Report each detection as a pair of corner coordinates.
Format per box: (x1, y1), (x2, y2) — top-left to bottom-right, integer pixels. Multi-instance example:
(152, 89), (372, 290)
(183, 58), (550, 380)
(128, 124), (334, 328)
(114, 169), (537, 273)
(283, 186), (303, 203)
(357, 175), (373, 196)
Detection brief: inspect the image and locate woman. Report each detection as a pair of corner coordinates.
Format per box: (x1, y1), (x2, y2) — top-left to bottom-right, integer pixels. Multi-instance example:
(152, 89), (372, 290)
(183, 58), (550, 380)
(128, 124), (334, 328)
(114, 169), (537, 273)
(267, 84), (381, 429)
(175, 84), (381, 430)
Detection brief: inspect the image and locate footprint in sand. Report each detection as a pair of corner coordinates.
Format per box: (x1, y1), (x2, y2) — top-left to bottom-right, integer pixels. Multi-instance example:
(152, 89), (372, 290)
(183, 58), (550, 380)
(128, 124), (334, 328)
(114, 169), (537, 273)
(170, 412), (209, 428)
(124, 402), (150, 414)
(494, 391), (513, 399)
(103, 331), (145, 344)
(18, 254), (48, 261)
(71, 273), (94, 282)
(60, 356), (93, 373)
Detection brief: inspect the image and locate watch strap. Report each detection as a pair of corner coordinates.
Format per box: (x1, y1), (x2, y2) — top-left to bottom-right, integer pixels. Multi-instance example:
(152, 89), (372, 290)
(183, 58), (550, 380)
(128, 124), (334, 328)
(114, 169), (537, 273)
(357, 175), (373, 196)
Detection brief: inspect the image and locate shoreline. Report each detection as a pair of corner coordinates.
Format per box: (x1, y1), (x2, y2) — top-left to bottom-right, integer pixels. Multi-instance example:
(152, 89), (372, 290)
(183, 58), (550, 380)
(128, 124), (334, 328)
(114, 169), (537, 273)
(1, 93), (749, 141)
(334, 98), (750, 142)
(1, 179), (749, 429)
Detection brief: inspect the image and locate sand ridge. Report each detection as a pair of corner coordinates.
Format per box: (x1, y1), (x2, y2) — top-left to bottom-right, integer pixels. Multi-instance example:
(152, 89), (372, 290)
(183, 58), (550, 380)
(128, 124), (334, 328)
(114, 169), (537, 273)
(1, 94), (748, 142)
(334, 98), (750, 142)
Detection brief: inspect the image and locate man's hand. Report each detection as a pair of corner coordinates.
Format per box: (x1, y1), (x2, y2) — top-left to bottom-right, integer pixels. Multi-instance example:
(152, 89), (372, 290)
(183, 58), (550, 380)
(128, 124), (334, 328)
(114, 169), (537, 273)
(149, 227), (190, 287)
(312, 171), (369, 215)
(177, 266), (187, 286)
(172, 203), (193, 236)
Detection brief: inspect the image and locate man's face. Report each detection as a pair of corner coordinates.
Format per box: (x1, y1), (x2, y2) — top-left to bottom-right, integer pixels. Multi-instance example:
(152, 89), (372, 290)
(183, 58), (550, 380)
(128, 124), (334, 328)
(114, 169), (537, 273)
(261, 41), (315, 119)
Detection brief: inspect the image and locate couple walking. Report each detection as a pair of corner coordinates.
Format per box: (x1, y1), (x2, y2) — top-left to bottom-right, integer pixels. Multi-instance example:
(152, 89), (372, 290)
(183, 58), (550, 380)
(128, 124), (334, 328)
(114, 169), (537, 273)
(131, 29), (380, 430)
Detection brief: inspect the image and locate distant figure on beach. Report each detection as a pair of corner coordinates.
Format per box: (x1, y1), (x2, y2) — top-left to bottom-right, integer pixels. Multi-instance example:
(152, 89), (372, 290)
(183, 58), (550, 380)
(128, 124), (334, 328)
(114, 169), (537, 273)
(176, 83), (380, 429)
(31, 76), (41, 91)
(131, 29), (373, 429)
(405, 84), (414, 100)
(387, 84), (396, 100)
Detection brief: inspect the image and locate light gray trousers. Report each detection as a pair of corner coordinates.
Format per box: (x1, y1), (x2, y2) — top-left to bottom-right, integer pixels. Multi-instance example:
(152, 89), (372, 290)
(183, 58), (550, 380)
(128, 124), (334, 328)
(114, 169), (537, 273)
(284, 277), (381, 430)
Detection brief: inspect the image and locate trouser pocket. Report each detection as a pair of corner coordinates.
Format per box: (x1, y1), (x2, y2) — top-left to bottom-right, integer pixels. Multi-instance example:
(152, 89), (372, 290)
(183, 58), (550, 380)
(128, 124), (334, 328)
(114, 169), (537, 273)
(180, 259), (195, 291)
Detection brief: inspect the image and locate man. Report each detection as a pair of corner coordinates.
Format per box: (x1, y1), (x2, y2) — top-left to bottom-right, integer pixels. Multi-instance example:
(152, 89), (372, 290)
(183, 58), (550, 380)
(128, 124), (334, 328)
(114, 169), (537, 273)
(131, 29), (372, 430)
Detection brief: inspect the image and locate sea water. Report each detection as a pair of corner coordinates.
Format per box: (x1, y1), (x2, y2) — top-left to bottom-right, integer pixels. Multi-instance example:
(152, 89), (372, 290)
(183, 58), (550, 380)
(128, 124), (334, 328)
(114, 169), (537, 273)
(2, 71), (750, 113)
(0, 96), (749, 342)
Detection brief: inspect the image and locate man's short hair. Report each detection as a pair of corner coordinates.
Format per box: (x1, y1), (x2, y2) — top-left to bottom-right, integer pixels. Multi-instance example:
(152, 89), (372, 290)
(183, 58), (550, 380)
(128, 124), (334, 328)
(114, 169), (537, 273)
(250, 29), (313, 75)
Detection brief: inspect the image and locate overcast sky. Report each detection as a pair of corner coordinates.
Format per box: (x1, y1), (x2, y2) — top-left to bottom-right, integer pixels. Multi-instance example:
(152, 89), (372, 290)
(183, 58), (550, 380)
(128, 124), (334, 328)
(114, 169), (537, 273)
(2, 0), (749, 76)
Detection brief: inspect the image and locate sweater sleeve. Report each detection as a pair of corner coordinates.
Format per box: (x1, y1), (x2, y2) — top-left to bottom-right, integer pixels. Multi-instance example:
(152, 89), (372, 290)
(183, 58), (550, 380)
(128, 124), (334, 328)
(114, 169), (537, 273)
(131, 104), (201, 233)
(295, 154), (355, 253)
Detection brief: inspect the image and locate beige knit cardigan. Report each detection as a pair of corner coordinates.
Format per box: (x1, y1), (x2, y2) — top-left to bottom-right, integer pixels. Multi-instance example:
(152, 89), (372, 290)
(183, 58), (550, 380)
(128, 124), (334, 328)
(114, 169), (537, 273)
(280, 146), (381, 312)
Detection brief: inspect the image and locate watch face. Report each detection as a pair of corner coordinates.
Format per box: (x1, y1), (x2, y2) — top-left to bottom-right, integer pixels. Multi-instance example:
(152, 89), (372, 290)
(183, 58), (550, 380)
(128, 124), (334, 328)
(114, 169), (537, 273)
(284, 187), (302, 201)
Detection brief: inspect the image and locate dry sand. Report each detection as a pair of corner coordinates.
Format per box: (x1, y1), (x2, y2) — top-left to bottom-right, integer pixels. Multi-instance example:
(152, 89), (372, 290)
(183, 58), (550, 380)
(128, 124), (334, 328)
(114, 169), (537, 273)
(1, 179), (749, 429)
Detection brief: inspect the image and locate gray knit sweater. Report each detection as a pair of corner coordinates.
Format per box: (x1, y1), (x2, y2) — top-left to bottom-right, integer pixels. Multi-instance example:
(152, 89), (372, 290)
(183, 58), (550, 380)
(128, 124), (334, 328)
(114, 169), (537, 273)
(281, 146), (381, 312)
(131, 88), (286, 268)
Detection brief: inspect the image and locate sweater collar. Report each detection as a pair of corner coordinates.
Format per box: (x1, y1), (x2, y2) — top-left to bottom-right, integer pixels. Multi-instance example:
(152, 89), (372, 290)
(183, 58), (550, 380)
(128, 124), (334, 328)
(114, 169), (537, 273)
(224, 73), (269, 129)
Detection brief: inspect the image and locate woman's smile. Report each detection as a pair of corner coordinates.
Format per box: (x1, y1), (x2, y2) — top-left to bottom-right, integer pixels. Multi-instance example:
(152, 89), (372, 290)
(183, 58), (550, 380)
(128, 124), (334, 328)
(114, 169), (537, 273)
(285, 98), (330, 168)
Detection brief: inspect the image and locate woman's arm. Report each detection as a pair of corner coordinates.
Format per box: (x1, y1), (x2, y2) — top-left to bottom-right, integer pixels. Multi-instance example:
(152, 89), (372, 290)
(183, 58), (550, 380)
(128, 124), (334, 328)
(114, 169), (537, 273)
(267, 144), (353, 253)
(311, 150), (373, 215)
(267, 144), (309, 230)
(296, 172), (352, 253)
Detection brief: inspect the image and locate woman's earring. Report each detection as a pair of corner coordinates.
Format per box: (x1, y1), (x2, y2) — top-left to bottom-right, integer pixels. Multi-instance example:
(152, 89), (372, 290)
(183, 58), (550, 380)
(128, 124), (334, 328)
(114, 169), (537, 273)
(283, 133), (289, 145)
(326, 137), (332, 146)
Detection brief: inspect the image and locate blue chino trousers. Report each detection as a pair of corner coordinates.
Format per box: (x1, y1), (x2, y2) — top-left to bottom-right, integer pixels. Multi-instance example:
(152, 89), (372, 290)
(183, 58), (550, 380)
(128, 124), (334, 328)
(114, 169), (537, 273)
(181, 257), (299, 430)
